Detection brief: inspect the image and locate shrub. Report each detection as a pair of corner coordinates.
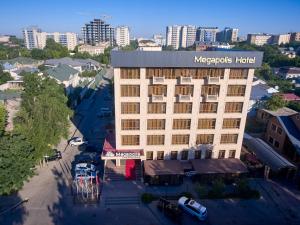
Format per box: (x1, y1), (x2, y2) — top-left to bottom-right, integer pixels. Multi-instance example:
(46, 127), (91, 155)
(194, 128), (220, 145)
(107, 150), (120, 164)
(235, 179), (261, 199)
(194, 183), (208, 199)
(141, 193), (156, 204)
(208, 179), (225, 198)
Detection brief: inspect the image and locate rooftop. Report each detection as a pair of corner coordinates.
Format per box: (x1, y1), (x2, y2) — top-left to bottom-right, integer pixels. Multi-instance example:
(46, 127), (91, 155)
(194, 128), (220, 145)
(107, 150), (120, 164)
(0, 57), (41, 66)
(260, 107), (298, 117)
(45, 64), (78, 82)
(279, 67), (300, 74)
(279, 93), (300, 101)
(44, 57), (100, 67)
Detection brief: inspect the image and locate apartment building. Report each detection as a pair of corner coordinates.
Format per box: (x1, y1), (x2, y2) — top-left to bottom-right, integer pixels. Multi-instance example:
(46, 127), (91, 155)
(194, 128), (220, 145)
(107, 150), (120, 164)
(166, 25), (196, 49)
(82, 19), (115, 46)
(78, 42), (110, 56)
(247, 33), (273, 46)
(273, 34), (291, 45)
(102, 50), (263, 183)
(196, 27), (219, 43)
(217, 27), (239, 43)
(153, 34), (166, 46)
(115, 26), (130, 47)
(290, 32), (300, 42)
(23, 27), (78, 50)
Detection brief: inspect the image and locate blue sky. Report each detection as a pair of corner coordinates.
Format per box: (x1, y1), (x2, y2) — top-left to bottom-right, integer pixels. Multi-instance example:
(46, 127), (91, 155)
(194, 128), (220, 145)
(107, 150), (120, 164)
(0, 0), (299, 38)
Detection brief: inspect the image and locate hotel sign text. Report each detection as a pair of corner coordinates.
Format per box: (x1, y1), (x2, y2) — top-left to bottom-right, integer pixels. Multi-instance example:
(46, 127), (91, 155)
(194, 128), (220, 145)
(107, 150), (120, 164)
(194, 56), (256, 66)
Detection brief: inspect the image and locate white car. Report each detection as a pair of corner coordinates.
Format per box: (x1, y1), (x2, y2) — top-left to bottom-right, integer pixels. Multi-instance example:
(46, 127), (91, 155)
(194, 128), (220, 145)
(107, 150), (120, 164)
(178, 197), (207, 221)
(75, 163), (96, 173)
(69, 137), (87, 146)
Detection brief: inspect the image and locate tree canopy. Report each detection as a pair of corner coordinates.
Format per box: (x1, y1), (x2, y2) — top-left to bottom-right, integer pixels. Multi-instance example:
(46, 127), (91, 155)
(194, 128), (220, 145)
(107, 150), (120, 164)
(0, 103), (6, 135)
(265, 95), (286, 111)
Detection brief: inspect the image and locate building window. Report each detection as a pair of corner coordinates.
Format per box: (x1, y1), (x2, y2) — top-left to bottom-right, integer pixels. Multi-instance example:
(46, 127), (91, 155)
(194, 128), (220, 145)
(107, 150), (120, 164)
(228, 150), (236, 158)
(148, 103), (166, 114)
(218, 150), (226, 159)
(198, 119), (216, 129)
(227, 85), (246, 96)
(121, 135), (140, 145)
(147, 135), (165, 145)
(172, 135), (190, 145)
(175, 85), (194, 96)
(274, 140), (279, 148)
(174, 68), (196, 78)
(194, 68), (224, 79)
(222, 118), (241, 129)
(146, 151), (153, 160)
(205, 150), (212, 159)
(277, 127), (282, 135)
(120, 68), (140, 79)
(220, 134), (238, 144)
(147, 119), (165, 130)
(271, 124), (277, 131)
(173, 119), (191, 129)
(121, 102), (140, 114)
(225, 102), (243, 113)
(146, 68), (163, 78)
(157, 151), (164, 160)
(148, 85), (167, 96)
(181, 151), (188, 160)
(194, 150), (201, 159)
(170, 151), (178, 160)
(121, 119), (140, 130)
(121, 85), (140, 97)
(201, 85), (220, 96)
(199, 102), (218, 113)
(196, 134), (214, 144)
(174, 102), (193, 113)
(268, 136), (274, 144)
(229, 69), (248, 79)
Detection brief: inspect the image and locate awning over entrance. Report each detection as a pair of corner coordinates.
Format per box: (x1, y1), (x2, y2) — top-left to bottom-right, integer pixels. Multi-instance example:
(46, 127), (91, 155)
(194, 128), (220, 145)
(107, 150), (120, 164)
(191, 159), (248, 174)
(243, 137), (296, 172)
(102, 133), (144, 159)
(144, 160), (184, 176)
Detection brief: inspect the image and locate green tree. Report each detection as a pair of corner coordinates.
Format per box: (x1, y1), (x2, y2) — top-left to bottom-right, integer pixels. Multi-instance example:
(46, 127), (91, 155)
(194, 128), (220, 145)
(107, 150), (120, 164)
(0, 134), (35, 195)
(0, 103), (6, 135)
(287, 101), (300, 112)
(0, 68), (13, 85)
(15, 73), (72, 160)
(265, 95), (286, 111)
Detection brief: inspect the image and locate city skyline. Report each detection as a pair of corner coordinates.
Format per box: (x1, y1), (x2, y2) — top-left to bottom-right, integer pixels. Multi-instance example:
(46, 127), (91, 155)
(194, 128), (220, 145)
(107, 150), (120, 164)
(1, 0), (300, 38)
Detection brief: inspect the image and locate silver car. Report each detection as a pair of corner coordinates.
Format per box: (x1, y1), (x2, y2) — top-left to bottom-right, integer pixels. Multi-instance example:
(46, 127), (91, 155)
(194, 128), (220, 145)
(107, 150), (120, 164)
(178, 197), (207, 220)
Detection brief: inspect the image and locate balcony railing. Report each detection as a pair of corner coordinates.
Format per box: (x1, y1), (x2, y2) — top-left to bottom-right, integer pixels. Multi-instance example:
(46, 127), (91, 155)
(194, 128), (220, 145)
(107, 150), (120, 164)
(152, 76), (165, 84)
(204, 94), (218, 102)
(151, 94), (165, 102)
(178, 94), (192, 102)
(206, 76), (220, 84)
(180, 76), (192, 84)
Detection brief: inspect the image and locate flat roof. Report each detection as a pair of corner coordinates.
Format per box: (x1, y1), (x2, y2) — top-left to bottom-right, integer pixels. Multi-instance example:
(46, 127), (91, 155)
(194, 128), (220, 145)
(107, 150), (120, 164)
(111, 50), (263, 68)
(144, 160), (184, 176)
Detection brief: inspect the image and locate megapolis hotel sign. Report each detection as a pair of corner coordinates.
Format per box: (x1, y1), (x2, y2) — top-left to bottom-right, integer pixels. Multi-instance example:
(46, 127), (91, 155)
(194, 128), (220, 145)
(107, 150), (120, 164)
(104, 151), (141, 159)
(111, 51), (263, 68)
(194, 56), (256, 66)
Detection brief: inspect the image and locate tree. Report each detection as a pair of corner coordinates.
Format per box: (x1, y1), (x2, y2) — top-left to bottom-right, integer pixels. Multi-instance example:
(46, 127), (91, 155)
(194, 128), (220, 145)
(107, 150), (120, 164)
(265, 95), (286, 111)
(0, 134), (35, 195)
(0, 103), (6, 135)
(0, 69), (13, 85)
(287, 101), (300, 112)
(15, 73), (72, 160)
(31, 48), (47, 60)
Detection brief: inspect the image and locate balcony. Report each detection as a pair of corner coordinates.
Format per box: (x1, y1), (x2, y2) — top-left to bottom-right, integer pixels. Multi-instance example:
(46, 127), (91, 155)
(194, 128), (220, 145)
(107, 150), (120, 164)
(206, 76), (220, 84)
(178, 94), (192, 102)
(179, 76), (192, 84)
(151, 94), (166, 102)
(204, 94), (218, 102)
(152, 76), (165, 84)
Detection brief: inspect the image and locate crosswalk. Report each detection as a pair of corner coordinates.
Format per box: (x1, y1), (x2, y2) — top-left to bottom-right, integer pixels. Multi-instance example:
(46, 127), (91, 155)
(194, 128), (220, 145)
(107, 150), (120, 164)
(104, 196), (140, 206)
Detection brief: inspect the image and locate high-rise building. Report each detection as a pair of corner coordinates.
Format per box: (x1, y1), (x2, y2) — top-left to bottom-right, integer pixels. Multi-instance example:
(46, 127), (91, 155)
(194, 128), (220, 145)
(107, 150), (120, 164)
(82, 19), (115, 46)
(289, 32), (300, 42)
(272, 34), (291, 45)
(23, 27), (78, 50)
(196, 27), (219, 43)
(153, 34), (166, 46)
(102, 50), (263, 184)
(247, 34), (273, 46)
(115, 26), (130, 47)
(217, 27), (239, 43)
(166, 25), (196, 49)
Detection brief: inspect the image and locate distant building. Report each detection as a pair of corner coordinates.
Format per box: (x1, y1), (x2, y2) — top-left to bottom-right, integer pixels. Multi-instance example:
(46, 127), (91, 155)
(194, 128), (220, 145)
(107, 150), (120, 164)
(278, 67), (300, 79)
(153, 34), (165, 46)
(78, 42), (110, 56)
(115, 26), (130, 47)
(137, 39), (162, 51)
(0, 35), (10, 43)
(290, 32), (300, 42)
(82, 19), (115, 46)
(196, 27), (219, 43)
(272, 34), (291, 45)
(22, 26), (78, 50)
(247, 33), (273, 46)
(278, 47), (296, 58)
(277, 93), (300, 102)
(256, 107), (297, 125)
(166, 25), (196, 49)
(195, 41), (233, 51)
(217, 27), (239, 43)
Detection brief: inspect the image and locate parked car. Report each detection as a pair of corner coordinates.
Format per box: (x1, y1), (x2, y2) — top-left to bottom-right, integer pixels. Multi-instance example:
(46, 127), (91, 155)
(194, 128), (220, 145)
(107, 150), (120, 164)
(69, 137), (88, 146)
(76, 152), (101, 165)
(75, 163), (96, 173)
(178, 197), (207, 221)
(44, 149), (62, 162)
(157, 198), (182, 223)
(75, 170), (98, 181)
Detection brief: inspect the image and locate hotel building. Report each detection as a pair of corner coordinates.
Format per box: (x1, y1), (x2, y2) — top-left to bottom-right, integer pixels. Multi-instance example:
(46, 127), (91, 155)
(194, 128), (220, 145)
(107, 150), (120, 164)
(102, 51), (263, 184)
